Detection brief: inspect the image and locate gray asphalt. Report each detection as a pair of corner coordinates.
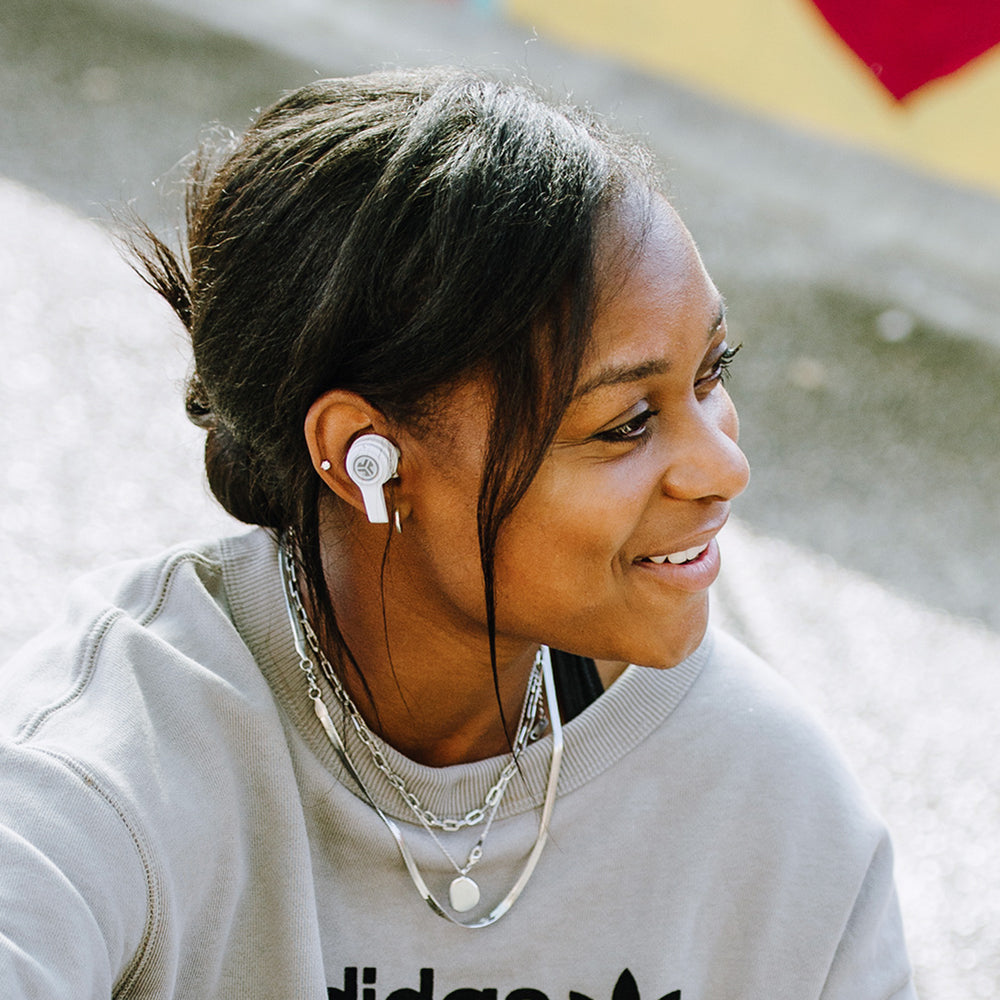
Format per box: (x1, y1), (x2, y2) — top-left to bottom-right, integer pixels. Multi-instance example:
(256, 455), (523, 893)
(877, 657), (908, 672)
(1, 0), (998, 995)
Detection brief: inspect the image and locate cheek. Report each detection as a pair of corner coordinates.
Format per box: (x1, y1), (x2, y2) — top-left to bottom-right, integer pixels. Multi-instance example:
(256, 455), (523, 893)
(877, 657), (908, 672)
(399, 446), (489, 617)
(496, 461), (645, 584)
(417, 488), (482, 582)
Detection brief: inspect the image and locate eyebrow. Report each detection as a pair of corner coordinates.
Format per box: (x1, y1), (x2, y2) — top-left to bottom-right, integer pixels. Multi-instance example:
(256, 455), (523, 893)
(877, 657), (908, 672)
(572, 299), (727, 400)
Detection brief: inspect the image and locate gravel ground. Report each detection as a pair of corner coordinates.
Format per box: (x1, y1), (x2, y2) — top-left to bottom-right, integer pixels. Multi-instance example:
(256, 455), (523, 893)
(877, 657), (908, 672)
(1, 0), (998, 994)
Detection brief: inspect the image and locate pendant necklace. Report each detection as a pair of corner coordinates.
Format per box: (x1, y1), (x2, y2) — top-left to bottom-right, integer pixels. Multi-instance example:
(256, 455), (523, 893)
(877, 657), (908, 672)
(397, 654), (545, 911)
(280, 544), (563, 928)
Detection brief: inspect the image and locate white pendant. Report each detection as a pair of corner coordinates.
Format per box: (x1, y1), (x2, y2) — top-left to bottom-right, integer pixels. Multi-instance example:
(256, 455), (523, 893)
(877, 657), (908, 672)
(449, 875), (481, 912)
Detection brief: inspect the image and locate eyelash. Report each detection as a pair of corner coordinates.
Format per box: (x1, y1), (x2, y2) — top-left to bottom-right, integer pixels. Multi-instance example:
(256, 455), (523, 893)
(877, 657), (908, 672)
(595, 408), (659, 443)
(707, 344), (742, 386)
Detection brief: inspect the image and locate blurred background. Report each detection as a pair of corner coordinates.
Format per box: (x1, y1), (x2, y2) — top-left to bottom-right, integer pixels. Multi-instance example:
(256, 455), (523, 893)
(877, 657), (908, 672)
(1, 0), (998, 994)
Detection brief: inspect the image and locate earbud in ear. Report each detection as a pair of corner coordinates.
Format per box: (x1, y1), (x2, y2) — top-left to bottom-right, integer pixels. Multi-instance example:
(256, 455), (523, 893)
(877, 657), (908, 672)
(345, 434), (399, 524)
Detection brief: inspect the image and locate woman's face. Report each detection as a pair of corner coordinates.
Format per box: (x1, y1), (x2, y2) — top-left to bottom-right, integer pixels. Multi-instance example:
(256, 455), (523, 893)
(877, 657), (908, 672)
(395, 194), (749, 670)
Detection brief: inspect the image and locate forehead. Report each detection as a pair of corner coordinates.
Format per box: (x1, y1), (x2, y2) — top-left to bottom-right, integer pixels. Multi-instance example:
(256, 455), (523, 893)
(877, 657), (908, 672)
(409, 197), (718, 452)
(583, 195), (720, 374)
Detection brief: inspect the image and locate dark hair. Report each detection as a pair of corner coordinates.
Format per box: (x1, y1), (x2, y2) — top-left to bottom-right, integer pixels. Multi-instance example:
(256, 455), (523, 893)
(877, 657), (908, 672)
(129, 68), (655, 704)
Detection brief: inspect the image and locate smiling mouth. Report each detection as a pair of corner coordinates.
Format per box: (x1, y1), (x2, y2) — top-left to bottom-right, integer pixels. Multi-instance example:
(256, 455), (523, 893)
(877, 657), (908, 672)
(639, 543), (710, 566)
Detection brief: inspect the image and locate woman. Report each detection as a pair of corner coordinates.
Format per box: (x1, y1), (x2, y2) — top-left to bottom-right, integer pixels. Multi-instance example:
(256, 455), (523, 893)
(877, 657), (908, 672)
(0, 69), (914, 998)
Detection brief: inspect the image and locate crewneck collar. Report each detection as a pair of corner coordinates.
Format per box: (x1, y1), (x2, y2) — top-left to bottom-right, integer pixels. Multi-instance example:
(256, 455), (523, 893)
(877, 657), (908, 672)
(221, 528), (712, 824)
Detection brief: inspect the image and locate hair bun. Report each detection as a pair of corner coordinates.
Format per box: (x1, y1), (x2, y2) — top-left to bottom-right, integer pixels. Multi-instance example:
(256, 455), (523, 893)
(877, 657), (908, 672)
(185, 371), (284, 527)
(202, 420), (284, 528)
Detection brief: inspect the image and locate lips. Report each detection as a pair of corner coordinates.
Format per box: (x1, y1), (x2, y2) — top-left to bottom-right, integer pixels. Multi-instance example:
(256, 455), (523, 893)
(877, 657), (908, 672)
(632, 535), (722, 594)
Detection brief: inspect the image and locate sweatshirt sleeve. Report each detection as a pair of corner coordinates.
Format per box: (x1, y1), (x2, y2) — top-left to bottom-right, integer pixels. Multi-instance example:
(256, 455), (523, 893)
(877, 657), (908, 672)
(820, 830), (917, 1000)
(0, 743), (153, 999)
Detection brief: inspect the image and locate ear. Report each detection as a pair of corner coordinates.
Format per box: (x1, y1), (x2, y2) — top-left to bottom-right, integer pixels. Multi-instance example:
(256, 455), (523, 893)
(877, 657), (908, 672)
(304, 390), (400, 519)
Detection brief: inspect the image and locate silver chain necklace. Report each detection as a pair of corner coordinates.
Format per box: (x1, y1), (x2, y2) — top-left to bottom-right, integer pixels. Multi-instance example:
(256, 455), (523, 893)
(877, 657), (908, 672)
(279, 544), (564, 928)
(282, 549), (547, 830)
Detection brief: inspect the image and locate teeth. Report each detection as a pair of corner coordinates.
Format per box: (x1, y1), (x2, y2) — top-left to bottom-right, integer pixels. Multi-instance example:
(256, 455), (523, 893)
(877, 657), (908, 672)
(646, 543), (708, 565)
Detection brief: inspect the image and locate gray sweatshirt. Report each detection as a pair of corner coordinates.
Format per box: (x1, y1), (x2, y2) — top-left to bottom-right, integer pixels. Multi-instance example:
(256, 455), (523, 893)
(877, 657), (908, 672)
(0, 528), (915, 999)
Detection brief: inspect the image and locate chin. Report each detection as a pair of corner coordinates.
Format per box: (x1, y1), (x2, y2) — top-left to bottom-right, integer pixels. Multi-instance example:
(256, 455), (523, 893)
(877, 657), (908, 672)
(627, 603), (710, 670)
(629, 637), (704, 670)
(545, 596), (710, 669)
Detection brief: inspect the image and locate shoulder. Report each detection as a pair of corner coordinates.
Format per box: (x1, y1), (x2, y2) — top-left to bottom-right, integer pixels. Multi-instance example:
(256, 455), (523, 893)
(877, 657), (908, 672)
(664, 630), (893, 884)
(0, 528), (296, 979)
(613, 628), (888, 852)
(684, 628), (863, 787)
(0, 528), (290, 841)
(656, 633), (914, 991)
(1, 528), (276, 738)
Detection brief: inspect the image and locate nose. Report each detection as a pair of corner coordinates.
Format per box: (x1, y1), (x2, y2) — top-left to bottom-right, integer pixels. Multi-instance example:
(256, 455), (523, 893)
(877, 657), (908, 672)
(659, 398), (750, 502)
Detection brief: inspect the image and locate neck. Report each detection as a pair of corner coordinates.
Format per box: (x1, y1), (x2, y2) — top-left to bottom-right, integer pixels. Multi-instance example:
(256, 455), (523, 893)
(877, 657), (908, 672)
(311, 523), (541, 767)
(333, 640), (541, 767)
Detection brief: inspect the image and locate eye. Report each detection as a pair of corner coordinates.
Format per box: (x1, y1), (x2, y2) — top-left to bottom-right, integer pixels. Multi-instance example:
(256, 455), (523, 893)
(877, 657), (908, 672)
(699, 343), (742, 390)
(593, 407), (658, 443)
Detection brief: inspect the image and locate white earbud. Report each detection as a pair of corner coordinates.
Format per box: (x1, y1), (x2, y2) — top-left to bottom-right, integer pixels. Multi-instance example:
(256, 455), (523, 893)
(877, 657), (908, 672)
(345, 434), (399, 524)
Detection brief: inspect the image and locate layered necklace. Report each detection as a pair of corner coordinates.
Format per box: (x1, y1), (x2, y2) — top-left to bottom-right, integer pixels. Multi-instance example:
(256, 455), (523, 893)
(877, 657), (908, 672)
(280, 544), (563, 929)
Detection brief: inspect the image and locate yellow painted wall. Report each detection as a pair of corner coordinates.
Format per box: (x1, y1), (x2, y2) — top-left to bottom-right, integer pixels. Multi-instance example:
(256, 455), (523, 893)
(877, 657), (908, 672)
(504, 0), (1000, 197)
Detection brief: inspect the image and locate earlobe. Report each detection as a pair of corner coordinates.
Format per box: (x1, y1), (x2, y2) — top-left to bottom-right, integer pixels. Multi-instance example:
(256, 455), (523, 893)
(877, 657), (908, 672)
(304, 391), (400, 521)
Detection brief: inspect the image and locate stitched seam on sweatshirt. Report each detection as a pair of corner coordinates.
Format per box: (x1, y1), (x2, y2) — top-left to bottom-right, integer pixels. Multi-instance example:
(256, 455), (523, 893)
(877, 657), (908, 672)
(35, 748), (162, 999)
(136, 551), (218, 628)
(9, 548), (221, 990)
(15, 550), (219, 742)
(16, 607), (123, 742)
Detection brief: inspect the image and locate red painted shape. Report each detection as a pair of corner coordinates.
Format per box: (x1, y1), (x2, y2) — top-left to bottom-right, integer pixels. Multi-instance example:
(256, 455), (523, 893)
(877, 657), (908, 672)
(809, 0), (1000, 100)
